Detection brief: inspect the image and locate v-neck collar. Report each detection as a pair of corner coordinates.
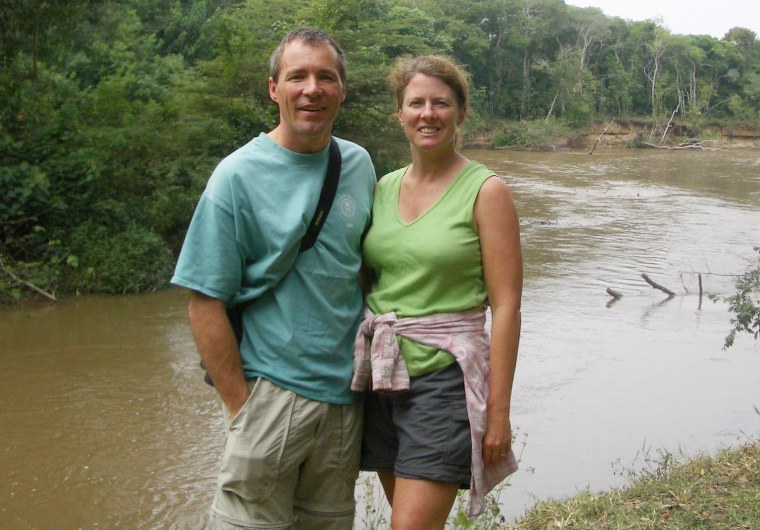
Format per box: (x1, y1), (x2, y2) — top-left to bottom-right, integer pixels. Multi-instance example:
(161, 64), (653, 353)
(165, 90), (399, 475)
(395, 161), (474, 226)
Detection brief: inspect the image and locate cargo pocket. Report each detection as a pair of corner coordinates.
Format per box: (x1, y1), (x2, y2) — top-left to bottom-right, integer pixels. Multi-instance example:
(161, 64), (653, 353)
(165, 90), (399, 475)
(218, 384), (282, 503)
(444, 403), (472, 466)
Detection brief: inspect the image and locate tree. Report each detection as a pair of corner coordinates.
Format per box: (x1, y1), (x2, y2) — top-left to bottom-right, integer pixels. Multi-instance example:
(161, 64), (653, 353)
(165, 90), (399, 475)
(724, 27), (758, 48)
(0, 0), (98, 77)
(541, 44), (594, 126)
(643, 28), (670, 118)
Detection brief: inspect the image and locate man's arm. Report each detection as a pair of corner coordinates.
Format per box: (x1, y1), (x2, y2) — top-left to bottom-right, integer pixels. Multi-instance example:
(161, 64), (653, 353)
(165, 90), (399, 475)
(187, 291), (250, 418)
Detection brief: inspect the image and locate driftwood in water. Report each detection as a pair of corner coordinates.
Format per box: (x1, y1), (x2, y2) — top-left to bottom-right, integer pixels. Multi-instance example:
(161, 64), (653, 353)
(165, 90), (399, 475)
(588, 120), (615, 155)
(642, 138), (710, 150)
(606, 287), (623, 299)
(698, 272), (703, 310)
(641, 273), (675, 296)
(605, 287), (622, 308)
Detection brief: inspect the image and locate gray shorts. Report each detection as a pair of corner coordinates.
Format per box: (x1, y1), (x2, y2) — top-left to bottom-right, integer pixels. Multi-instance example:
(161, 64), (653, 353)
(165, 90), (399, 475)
(360, 362), (472, 488)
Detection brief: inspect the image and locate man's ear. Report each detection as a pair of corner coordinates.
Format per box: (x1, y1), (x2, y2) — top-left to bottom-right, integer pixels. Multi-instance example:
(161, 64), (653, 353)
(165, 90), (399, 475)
(268, 77), (278, 103)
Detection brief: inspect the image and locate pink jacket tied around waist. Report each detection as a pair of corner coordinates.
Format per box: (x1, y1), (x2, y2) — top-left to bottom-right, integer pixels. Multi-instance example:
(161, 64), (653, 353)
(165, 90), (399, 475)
(351, 305), (518, 518)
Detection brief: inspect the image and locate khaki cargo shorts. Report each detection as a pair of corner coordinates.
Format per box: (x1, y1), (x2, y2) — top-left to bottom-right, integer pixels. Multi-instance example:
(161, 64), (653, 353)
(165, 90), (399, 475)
(208, 378), (362, 530)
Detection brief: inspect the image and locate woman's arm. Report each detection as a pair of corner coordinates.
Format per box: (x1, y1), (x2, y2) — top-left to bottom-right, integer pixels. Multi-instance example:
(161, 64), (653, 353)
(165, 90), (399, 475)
(474, 176), (523, 466)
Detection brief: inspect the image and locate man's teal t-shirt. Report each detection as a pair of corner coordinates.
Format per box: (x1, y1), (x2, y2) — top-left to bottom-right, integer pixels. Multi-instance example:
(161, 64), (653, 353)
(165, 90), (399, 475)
(171, 133), (375, 404)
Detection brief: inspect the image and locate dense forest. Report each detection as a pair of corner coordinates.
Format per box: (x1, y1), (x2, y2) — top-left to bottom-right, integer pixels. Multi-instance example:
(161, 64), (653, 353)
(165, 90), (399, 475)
(2, 0), (759, 300)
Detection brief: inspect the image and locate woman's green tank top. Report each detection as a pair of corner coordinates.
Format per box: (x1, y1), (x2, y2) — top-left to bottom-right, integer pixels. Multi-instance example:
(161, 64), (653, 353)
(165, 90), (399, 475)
(363, 161), (493, 376)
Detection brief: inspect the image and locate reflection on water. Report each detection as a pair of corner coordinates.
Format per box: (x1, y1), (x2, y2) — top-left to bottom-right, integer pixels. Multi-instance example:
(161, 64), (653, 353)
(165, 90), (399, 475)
(1, 148), (759, 528)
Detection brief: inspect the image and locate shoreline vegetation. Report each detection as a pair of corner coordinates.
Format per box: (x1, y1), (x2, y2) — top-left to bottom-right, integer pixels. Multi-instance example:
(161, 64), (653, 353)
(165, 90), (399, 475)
(1, 118), (758, 307)
(499, 438), (760, 530)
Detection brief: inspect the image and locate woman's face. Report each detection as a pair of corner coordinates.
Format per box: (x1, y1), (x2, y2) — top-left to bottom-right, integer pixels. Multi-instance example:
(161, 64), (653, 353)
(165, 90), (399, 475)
(398, 73), (465, 152)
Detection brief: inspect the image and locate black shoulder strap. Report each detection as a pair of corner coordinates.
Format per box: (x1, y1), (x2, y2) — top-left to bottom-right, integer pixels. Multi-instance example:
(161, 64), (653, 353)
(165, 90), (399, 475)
(299, 138), (342, 253)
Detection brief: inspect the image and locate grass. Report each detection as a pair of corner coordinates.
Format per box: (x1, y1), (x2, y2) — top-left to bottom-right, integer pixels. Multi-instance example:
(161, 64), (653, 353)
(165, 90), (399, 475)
(504, 440), (760, 530)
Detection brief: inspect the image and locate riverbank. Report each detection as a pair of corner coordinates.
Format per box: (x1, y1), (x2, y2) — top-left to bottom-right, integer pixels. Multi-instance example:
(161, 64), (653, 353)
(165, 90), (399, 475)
(504, 439), (760, 530)
(580, 119), (760, 150)
(463, 119), (760, 151)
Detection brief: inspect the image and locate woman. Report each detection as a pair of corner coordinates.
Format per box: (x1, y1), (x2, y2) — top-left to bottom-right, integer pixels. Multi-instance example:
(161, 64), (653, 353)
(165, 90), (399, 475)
(352, 55), (523, 529)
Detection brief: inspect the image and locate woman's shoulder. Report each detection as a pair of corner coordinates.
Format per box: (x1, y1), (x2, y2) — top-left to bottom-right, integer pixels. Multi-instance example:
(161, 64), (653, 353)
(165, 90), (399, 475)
(463, 160), (497, 180)
(450, 161), (498, 195)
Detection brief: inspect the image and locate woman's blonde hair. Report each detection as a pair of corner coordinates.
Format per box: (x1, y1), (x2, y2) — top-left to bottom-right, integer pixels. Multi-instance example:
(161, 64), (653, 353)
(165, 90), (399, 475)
(387, 55), (470, 113)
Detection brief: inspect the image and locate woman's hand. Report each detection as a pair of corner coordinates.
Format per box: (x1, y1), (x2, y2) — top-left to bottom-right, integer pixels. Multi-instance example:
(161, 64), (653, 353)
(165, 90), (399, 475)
(482, 403), (512, 466)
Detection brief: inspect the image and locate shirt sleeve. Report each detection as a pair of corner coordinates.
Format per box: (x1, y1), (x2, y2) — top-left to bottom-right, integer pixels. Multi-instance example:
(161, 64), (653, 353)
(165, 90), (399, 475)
(170, 193), (242, 301)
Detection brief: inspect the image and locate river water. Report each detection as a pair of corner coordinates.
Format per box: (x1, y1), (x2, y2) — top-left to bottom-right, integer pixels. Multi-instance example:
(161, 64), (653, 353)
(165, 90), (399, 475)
(1, 148), (759, 528)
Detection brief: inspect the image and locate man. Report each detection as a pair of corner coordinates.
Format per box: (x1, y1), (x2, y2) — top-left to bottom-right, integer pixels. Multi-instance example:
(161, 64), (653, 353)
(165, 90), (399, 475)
(171, 28), (375, 529)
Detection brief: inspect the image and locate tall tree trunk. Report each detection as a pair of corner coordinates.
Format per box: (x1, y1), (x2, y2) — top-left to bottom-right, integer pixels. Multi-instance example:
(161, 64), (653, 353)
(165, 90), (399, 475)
(520, 49), (530, 120)
(32, 13), (40, 80)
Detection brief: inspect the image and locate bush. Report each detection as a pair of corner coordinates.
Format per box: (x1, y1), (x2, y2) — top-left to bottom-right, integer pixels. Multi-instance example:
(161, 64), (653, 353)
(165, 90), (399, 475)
(0, 255), (62, 303)
(69, 223), (174, 294)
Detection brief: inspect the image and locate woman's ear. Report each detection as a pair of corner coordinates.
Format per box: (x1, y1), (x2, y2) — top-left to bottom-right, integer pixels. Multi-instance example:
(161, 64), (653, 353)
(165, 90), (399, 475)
(457, 107), (467, 126)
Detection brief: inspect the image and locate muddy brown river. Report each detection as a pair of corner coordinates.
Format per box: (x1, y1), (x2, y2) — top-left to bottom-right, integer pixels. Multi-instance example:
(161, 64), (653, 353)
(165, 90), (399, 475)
(2, 148), (759, 528)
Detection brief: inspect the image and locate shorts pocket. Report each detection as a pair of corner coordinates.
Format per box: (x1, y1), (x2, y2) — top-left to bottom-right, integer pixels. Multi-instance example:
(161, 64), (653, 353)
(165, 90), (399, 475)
(444, 403), (472, 466)
(218, 383), (283, 503)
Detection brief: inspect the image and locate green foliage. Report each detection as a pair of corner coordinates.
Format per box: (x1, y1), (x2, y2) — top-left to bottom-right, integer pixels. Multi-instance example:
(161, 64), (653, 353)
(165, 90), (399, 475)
(1, 0), (759, 300)
(492, 119), (574, 151)
(720, 247), (760, 348)
(0, 252), (63, 303)
(506, 441), (760, 530)
(448, 482), (510, 529)
(68, 223), (174, 295)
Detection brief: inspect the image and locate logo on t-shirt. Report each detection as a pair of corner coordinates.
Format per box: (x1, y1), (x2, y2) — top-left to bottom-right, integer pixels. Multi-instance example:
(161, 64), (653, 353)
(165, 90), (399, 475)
(337, 194), (357, 218)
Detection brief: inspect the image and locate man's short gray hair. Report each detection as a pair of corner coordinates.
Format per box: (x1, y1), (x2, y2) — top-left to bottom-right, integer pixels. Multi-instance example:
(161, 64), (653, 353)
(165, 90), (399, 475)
(269, 28), (346, 83)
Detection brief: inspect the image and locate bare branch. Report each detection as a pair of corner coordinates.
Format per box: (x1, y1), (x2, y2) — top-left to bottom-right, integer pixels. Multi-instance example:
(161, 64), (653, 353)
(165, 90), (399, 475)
(589, 120), (615, 155)
(0, 256), (57, 302)
(642, 273), (676, 296)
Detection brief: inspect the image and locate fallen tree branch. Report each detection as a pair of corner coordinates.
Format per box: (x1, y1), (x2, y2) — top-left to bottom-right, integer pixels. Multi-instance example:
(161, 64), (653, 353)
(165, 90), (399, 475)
(678, 270), (742, 278)
(641, 273), (675, 296)
(641, 139), (712, 150)
(0, 257), (57, 302)
(659, 104), (679, 145)
(588, 119), (615, 155)
(606, 287), (623, 299)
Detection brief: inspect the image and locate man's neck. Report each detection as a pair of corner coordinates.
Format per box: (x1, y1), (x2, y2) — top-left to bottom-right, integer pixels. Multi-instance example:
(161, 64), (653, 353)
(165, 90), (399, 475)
(268, 126), (331, 154)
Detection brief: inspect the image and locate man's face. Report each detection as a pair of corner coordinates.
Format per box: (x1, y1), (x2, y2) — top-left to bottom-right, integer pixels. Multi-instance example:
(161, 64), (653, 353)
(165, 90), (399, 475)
(268, 40), (346, 153)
